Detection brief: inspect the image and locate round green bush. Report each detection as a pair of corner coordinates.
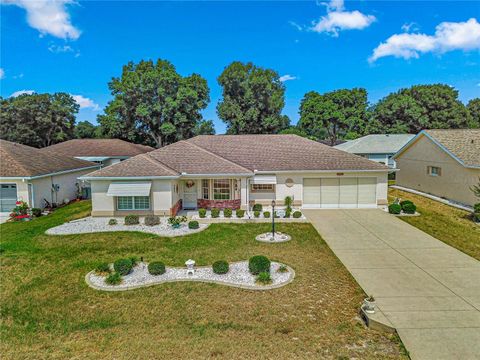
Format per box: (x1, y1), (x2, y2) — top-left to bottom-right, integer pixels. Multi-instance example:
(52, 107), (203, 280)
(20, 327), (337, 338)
(400, 200), (414, 208)
(256, 271), (272, 285)
(105, 272), (122, 285)
(188, 220), (199, 229)
(95, 262), (111, 274)
(292, 211), (302, 218)
(212, 260), (229, 274)
(198, 208), (207, 218)
(144, 215), (160, 226)
(236, 209), (245, 218)
(148, 261), (166, 275)
(113, 258), (133, 275)
(254, 211), (260, 218)
(223, 208), (232, 218)
(388, 203), (402, 214)
(402, 202), (416, 214)
(108, 218), (117, 226)
(252, 203), (263, 212)
(474, 203), (480, 213)
(211, 208), (220, 218)
(124, 215), (139, 225)
(263, 211), (271, 218)
(249, 255), (271, 275)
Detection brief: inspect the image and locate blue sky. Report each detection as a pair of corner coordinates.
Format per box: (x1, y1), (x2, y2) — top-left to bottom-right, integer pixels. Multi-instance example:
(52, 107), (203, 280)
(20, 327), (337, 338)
(1, 1), (479, 134)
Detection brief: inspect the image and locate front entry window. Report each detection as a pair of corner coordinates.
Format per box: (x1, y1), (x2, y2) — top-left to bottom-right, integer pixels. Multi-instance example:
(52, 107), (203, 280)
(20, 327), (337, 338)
(202, 179), (209, 200)
(213, 179), (230, 200)
(117, 196), (150, 210)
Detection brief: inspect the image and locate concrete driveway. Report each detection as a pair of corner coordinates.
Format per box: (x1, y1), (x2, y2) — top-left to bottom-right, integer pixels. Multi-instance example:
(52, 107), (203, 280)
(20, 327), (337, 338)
(304, 209), (480, 360)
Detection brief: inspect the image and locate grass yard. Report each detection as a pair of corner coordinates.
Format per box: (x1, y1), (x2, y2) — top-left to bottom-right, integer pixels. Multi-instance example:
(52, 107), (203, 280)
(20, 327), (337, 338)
(389, 188), (480, 260)
(0, 201), (407, 359)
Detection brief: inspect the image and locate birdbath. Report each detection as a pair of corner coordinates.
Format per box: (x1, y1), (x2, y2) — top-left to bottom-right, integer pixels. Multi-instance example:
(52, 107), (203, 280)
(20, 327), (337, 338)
(185, 259), (196, 275)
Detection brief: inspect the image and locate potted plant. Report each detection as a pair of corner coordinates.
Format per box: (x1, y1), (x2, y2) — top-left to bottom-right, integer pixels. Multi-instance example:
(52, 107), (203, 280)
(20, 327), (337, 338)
(363, 295), (376, 314)
(168, 215), (187, 229)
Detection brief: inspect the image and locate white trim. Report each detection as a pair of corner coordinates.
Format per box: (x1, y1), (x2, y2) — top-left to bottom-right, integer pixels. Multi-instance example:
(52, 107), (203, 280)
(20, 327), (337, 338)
(1, 165), (101, 181)
(80, 175), (181, 181)
(393, 130), (480, 169)
(254, 169), (392, 174)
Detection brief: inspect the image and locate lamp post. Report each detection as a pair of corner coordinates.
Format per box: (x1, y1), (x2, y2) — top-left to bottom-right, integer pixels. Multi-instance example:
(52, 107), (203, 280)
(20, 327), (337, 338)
(271, 200), (276, 240)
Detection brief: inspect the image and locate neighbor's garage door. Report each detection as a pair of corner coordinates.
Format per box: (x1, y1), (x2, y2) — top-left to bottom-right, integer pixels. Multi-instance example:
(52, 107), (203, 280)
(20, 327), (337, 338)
(303, 177), (376, 208)
(0, 184), (18, 212)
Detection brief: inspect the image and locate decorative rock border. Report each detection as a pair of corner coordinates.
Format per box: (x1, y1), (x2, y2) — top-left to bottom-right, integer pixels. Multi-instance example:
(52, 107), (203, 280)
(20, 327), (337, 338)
(255, 232), (291, 243)
(85, 261), (295, 292)
(46, 216), (209, 237)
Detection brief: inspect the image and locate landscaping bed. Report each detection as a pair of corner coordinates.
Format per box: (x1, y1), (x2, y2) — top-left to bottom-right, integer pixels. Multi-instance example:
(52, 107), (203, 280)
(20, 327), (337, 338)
(46, 216), (208, 237)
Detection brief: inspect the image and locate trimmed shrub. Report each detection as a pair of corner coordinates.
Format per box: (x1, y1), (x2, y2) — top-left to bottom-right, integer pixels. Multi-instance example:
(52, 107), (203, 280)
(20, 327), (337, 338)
(223, 208), (232, 218)
(211, 208), (220, 218)
(236, 209), (245, 218)
(113, 258), (133, 275)
(249, 255), (271, 275)
(129, 256), (139, 266)
(400, 200), (414, 208)
(124, 215), (139, 225)
(263, 211), (271, 218)
(256, 272), (272, 285)
(292, 211), (302, 218)
(198, 208), (207, 218)
(252, 203), (263, 212)
(277, 264), (288, 273)
(108, 218), (117, 226)
(188, 220), (199, 229)
(105, 272), (122, 285)
(402, 202), (417, 214)
(144, 215), (160, 226)
(31, 208), (42, 217)
(285, 209), (291, 218)
(284, 196), (293, 207)
(148, 261), (166, 275)
(95, 262), (111, 274)
(388, 203), (402, 214)
(254, 211), (260, 218)
(473, 203), (480, 213)
(212, 260), (229, 274)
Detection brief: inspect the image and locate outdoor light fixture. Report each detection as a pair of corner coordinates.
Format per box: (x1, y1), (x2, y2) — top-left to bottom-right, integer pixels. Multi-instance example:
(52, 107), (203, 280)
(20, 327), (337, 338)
(271, 200), (276, 240)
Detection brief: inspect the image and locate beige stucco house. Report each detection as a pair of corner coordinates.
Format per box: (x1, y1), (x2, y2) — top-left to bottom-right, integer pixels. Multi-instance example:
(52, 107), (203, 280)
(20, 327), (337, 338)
(0, 140), (100, 212)
(80, 135), (390, 217)
(393, 129), (480, 207)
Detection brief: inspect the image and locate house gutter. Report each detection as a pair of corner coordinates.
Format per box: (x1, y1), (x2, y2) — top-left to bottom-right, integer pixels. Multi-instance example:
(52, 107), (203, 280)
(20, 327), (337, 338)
(254, 169), (394, 174)
(80, 173), (254, 181)
(1, 165), (101, 181)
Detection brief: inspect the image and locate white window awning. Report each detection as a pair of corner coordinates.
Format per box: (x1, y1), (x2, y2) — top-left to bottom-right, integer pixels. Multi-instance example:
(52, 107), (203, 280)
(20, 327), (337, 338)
(251, 175), (277, 184)
(107, 182), (151, 197)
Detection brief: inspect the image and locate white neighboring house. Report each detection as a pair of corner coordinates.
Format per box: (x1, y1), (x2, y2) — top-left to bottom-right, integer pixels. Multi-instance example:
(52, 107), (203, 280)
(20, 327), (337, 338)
(334, 134), (415, 168)
(41, 139), (154, 167)
(0, 140), (100, 212)
(80, 135), (391, 217)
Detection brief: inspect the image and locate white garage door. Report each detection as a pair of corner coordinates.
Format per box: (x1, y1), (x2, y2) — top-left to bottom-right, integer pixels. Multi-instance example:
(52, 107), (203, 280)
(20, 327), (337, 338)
(303, 177), (376, 208)
(0, 184), (18, 212)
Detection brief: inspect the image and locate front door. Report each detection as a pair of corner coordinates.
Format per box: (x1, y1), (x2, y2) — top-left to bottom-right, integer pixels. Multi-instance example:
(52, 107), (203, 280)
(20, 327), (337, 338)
(183, 180), (197, 209)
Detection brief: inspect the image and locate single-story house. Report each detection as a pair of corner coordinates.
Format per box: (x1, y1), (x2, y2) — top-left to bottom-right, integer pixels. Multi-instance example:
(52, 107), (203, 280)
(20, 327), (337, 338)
(334, 134), (415, 168)
(0, 140), (100, 211)
(393, 129), (480, 207)
(80, 135), (390, 217)
(41, 139), (154, 167)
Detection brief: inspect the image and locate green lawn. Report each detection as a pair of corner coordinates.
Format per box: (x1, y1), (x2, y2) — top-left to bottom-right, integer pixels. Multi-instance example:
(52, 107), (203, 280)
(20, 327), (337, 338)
(0, 201), (406, 359)
(389, 188), (480, 260)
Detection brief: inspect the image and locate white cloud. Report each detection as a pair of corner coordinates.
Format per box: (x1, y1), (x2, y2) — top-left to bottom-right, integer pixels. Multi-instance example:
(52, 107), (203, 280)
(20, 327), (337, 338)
(10, 90), (35, 97)
(0, 68), (4, 79)
(370, 18), (480, 62)
(279, 74), (297, 82)
(48, 44), (73, 53)
(13, 73), (24, 79)
(2, 0), (80, 40)
(289, 21), (303, 31)
(72, 95), (99, 110)
(311, 0), (375, 37)
(401, 22), (419, 33)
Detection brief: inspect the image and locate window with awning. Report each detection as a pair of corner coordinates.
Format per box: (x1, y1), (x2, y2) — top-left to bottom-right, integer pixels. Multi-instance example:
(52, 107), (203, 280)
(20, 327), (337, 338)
(251, 175), (277, 185)
(107, 183), (152, 197)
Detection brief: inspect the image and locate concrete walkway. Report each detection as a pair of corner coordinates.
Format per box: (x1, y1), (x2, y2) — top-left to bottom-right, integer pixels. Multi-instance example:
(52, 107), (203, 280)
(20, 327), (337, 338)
(304, 209), (480, 360)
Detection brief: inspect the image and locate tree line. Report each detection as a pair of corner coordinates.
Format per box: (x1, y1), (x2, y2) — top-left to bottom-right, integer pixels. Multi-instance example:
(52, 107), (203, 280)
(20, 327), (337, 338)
(1, 58), (479, 148)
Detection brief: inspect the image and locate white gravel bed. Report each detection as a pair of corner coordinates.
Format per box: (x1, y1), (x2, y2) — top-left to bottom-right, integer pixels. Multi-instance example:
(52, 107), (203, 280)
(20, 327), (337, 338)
(46, 216), (208, 237)
(86, 261), (294, 291)
(255, 232), (291, 243)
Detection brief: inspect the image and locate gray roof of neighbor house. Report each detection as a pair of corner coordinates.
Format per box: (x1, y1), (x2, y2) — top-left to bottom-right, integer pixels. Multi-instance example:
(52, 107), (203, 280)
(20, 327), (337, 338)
(396, 129), (480, 168)
(41, 139), (154, 157)
(334, 134), (415, 154)
(84, 134), (388, 178)
(0, 140), (99, 178)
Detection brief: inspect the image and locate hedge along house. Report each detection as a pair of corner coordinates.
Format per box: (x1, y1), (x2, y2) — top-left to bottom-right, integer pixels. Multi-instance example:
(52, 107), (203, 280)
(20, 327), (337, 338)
(80, 135), (391, 217)
(0, 140), (100, 212)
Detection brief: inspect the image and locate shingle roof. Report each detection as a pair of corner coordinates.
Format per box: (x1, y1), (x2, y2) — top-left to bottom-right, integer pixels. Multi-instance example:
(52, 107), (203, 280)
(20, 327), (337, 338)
(0, 140), (99, 178)
(424, 129), (480, 167)
(334, 134), (415, 154)
(85, 134), (388, 178)
(41, 139), (154, 157)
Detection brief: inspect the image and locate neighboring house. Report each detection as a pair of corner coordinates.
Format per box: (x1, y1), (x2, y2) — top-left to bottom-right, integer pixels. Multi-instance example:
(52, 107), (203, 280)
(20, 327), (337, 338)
(334, 134), (415, 168)
(393, 129), (480, 207)
(0, 140), (100, 211)
(41, 139), (154, 167)
(80, 135), (390, 217)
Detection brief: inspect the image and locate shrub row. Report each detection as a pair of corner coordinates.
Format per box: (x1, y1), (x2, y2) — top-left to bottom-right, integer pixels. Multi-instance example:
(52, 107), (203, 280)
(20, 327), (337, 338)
(197, 207), (301, 219)
(388, 200), (417, 215)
